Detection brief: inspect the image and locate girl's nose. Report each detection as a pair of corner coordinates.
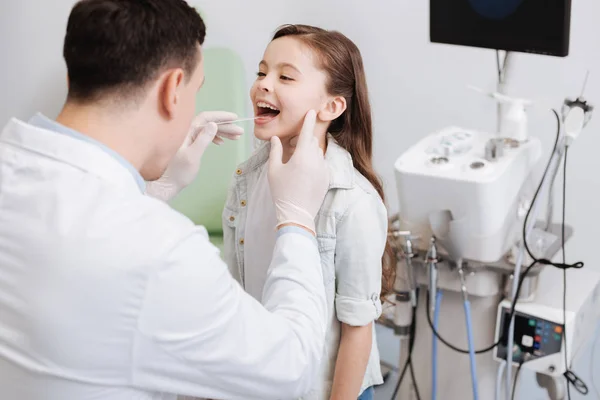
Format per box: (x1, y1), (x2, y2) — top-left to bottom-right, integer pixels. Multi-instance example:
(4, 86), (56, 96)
(258, 77), (273, 92)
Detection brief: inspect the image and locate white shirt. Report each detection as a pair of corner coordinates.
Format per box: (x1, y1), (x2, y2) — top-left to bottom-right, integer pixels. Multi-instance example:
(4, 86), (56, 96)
(223, 137), (388, 399)
(243, 166), (278, 300)
(0, 116), (327, 400)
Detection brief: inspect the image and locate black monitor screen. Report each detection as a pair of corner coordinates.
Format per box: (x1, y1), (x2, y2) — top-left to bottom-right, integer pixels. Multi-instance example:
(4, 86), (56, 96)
(430, 0), (572, 57)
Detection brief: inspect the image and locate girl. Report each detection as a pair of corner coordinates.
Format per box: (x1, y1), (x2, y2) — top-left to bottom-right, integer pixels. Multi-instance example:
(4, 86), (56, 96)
(222, 24), (394, 400)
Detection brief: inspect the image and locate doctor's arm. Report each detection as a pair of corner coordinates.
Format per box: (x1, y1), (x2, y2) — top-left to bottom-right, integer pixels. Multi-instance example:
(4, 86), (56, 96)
(133, 226), (326, 400)
(135, 110), (329, 399)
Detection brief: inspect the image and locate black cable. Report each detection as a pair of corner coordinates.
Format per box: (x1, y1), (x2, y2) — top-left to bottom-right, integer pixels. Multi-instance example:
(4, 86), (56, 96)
(393, 357), (409, 400)
(515, 116), (587, 395)
(391, 359), (410, 400)
(563, 147), (571, 400)
(425, 260), (539, 355)
(391, 305), (420, 400)
(511, 363), (524, 400)
(406, 306), (422, 400)
(496, 50), (502, 83)
(409, 356), (421, 400)
(560, 147), (589, 397)
(521, 112), (583, 272)
(391, 307), (412, 400)
(391, 300), (421, 400)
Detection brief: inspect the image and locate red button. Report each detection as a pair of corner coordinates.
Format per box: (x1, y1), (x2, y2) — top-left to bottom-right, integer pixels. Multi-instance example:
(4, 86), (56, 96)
(535, 335), (541, 342)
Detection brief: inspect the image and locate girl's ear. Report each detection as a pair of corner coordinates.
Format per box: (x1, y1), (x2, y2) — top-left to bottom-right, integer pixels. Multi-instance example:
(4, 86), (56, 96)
(318, 95), (346, 122)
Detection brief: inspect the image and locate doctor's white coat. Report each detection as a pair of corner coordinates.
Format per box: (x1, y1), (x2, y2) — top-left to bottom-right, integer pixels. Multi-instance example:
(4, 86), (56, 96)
(0, 118), (327, 400)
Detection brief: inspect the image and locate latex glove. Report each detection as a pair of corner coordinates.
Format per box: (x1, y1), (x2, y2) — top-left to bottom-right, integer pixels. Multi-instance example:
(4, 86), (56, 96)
(268, 110), (330, 235)
(146, 111), (244, 202)
(199, 111), (245, 146)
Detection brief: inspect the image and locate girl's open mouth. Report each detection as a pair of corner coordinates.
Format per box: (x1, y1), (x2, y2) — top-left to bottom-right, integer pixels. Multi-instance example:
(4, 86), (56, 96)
(255, 101), (280, 125)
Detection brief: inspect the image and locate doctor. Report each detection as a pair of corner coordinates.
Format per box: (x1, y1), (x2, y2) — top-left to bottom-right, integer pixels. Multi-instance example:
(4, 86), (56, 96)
(0, 0), (330, 399)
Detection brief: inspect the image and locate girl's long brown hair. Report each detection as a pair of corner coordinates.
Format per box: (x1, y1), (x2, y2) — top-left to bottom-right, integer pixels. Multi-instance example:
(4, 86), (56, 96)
(273, 24), (395, 298)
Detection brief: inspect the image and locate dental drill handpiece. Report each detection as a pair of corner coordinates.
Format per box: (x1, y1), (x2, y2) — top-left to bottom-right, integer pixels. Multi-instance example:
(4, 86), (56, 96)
(389, 230), (417, 337)
(402, 236), (418, 307)
(426, 237), (439, 315)
(456, 259), (469, 303)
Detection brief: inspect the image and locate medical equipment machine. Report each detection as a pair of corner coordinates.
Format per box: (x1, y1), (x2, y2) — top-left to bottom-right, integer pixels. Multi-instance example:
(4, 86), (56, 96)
(430, 0), (572, 57)
(388, 90), (597, 400)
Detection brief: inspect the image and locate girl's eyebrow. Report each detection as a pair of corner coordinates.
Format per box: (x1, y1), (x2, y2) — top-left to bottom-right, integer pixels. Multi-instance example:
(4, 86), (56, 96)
(259, 60), (302, 75)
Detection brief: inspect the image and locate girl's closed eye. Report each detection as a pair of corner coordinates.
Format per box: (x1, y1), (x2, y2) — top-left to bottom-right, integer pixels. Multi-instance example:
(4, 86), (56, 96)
(256, 71), (266, 77)
(280, 75), (293, 81)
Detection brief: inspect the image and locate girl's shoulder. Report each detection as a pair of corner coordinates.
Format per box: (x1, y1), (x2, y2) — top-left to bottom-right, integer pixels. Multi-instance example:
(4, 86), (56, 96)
(320, 166), (386, 229)
(323, 138), (385, 213)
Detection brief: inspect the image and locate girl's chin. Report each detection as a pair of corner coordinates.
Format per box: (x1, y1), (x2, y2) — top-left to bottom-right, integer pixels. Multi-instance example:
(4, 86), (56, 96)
(254, 127), (294, 143)
(253, 130), (276, 142)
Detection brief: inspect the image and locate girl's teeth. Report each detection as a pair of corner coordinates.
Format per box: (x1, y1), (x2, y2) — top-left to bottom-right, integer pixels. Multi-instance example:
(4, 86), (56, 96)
(257, 101), (279, 111)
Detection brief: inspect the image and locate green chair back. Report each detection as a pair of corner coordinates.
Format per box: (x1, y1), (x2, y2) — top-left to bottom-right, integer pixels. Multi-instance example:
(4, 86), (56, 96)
(169, 47), (251, 236)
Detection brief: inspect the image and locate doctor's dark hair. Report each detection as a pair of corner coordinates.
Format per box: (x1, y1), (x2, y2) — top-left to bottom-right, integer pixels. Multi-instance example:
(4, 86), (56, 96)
(63, 0), (206, 103)
(272, 25), (396, 299)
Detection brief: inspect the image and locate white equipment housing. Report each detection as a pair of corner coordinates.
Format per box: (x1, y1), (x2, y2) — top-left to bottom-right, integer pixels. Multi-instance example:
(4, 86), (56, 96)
(493, 266), (600, 375)
(394, 126), (542, 263)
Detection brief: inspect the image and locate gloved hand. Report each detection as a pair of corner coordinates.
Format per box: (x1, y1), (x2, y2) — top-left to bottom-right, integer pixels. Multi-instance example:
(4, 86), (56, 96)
(146, 111), (244, 202)
(268, 110), (330, 235)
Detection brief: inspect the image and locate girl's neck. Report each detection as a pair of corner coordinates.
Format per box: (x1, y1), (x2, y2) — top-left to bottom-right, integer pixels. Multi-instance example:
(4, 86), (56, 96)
(280, 131), (328, 164)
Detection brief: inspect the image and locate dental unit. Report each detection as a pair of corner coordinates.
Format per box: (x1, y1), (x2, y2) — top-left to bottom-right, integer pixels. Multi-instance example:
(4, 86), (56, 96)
(380, 2), (600, 399)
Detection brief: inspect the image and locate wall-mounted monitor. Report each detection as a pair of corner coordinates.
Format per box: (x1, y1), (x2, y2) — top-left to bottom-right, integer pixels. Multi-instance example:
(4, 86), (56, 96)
(430, 0), (572, 57)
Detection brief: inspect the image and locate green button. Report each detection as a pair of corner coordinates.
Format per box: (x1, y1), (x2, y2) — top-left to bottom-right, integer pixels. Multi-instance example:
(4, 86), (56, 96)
(529, 319), (536, 327)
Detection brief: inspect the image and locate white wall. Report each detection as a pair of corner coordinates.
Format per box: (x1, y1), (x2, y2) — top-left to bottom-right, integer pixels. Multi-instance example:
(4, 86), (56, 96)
(1, 0), (598, 398)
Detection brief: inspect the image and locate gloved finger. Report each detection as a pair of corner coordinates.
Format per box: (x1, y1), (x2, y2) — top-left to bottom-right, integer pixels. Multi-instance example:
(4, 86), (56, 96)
(190, 111), (238, 134)
(215, 128), (244, 141)
(183, 125), (200, 148)
(212, 136), (225, 146)
(216, 133), (242, 141)
(296, 110), (317, 149)
(216, 124), (244, 137)
(268, 136), (284, 172)
(187, 120), (206, 143)
(310, 137), (322, 156)
(307, 136), (326, 159)
(190, 122), (218, 154)
(200, 111), (239, 124)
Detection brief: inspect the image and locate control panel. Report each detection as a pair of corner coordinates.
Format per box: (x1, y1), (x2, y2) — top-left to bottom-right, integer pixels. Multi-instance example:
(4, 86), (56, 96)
(495, 307), (563, 365)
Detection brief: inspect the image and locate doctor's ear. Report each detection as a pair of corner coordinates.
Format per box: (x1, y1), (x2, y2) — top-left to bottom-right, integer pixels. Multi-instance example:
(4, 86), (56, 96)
(318, 96), (347, 122)
(160, 69), (185, 119)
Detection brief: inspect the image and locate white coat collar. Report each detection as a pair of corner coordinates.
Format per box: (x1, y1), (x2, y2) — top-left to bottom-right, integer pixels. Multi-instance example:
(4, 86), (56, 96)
(0, 118), (142, 194)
